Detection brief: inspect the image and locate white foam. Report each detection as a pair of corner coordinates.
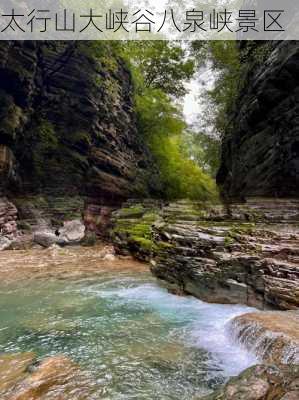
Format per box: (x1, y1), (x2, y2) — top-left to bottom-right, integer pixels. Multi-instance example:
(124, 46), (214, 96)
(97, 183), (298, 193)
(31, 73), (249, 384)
(84, 279), (259, 377)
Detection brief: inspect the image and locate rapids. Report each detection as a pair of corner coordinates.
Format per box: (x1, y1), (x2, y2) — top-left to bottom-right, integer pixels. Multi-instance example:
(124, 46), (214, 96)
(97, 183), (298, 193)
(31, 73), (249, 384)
(0, 246), (258, 399)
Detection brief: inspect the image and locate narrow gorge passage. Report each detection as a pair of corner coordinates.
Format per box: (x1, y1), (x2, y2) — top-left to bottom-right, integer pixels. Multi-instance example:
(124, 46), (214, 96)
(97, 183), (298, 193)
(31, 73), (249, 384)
(0, 247), (257, 400)
(0, 39), (298, 400)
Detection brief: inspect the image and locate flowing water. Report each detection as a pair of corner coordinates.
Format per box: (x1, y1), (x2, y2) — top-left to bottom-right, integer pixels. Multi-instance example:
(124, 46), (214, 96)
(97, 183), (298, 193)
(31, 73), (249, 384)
(0, 246), (258, 399)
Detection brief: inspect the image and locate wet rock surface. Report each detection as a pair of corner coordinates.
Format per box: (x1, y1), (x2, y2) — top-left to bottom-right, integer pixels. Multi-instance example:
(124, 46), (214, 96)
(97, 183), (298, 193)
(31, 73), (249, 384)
(112, 199), (299, 311)
(112, 200), (299, 400)
(230, 311), (299, 364)
(0, 354), (94, 400)
(0, 352), (35, 395)
(197, 364), (299, 400)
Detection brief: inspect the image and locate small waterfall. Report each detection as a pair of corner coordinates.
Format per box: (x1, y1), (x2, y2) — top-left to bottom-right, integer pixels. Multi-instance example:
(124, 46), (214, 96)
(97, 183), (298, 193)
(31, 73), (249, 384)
(228, 317), (299, 364)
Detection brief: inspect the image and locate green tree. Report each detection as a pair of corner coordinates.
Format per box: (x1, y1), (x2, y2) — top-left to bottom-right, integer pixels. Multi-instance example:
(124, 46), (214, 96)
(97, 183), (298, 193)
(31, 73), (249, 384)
(121, 41), (194, 97)
(120, 41), (218, 201)
(183, 130), (221, 178)
(192, 41), (241, 136)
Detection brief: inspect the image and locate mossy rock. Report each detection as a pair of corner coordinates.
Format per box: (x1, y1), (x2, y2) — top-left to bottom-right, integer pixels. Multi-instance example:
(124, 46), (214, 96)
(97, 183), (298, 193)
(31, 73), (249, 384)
(130, 237), (157, 252)
(114, 205), (146, 219)
(17, 221), (32, 231)
(112, 205), (161, 257)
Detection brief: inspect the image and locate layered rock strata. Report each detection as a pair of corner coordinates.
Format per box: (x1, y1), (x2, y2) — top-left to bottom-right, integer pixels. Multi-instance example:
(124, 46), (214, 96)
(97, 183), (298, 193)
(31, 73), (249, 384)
(217, 41), (299, 199)
(230, 311), (299, 364)
(112, 199), (299, 310)
(0, 41), (160, 200)
(0, 41), (162, 244)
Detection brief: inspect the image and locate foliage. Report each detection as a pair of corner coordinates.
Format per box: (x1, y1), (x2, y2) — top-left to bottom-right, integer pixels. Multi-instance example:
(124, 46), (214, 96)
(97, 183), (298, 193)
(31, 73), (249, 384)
(192, 41), (241, 136)
(77, 41), (218, 200)
(79, 42), (122, 106)
(208, 41), (241, 133)
(121, 41), (194, 97)
(240, 42), (273, 65)
(183, 131), (221, 178)
(192, 41), (274, 141)
(113, 208), (159, 253)
(149, 133), (218, 200)
(119, 41), (218, 201)
(78, 41), (119, 73)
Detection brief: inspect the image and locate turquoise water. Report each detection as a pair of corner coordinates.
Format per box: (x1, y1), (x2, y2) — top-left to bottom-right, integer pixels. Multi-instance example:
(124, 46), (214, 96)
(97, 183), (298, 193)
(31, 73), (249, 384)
(0, 271), (257, 399)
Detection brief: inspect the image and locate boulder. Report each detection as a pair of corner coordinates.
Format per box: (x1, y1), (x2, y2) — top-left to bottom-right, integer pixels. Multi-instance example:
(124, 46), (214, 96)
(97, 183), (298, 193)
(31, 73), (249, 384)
(57, 220), (86, 245)
(2, 355), (92, 400)
(33, 220), (86, 247)
(197, 364), (299, 400)
(33, 231), (59, 248)
(0, 352), (35, 394)
(0, 236), (12, 251)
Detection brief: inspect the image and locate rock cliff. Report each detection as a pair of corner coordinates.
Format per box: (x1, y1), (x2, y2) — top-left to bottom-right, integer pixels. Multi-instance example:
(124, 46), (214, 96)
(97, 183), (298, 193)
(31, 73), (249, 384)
(217, 41), (299, 199)
(0, 41), (161, 240)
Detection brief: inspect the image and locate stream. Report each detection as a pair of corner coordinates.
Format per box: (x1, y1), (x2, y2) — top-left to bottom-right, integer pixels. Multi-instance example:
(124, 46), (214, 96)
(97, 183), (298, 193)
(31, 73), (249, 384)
(0, 247), (258, 399)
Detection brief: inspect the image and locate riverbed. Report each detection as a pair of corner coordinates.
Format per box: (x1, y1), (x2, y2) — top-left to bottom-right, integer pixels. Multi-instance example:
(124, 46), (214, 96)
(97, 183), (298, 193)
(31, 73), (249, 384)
(0, 246), (258, 399)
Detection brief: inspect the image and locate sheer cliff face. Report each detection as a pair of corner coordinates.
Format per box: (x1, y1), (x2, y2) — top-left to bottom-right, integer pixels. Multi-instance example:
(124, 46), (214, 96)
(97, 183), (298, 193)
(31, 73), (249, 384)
(217, 41), (299, 199)
(0, 41), (160, 202)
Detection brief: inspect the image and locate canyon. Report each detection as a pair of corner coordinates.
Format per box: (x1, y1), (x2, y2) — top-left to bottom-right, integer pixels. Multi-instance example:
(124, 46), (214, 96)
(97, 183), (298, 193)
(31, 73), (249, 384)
(0, 40), (298, 399)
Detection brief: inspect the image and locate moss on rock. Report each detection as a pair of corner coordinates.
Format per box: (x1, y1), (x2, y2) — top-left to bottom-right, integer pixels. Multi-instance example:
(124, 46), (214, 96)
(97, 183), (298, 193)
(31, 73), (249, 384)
(111, 203), (161, 258)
